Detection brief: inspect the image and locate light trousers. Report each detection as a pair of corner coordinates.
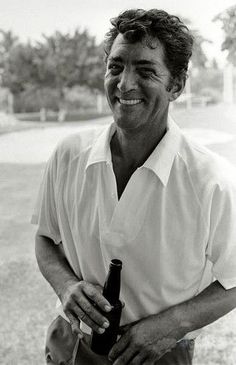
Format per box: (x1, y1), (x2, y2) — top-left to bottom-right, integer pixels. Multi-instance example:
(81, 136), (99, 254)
(45, 316), (195, 365)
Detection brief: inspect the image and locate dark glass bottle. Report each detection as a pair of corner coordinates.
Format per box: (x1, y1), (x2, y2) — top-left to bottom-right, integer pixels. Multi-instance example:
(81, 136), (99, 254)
(91, 259), (123, 355)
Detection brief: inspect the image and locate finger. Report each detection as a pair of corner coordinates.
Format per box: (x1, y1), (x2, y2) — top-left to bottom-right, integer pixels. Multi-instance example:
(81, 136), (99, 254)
(142, 349), (167, 364)
(108, 332), (130, 362)
(70, 304), (108, 334)
(64, 286), (110, 334)
(82, 282), (112, 311)
(142, 358), (159, 365)
(94, 284), (103, 293)
(112, 348), (137, 365)
(64, 298), (86, 322)
(74, 294), (110, 328)
(66, 312), (83, 338)
(129, 353), (148, 365)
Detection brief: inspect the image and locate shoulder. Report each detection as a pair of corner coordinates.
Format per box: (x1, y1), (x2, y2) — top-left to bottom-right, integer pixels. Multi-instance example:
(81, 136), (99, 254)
(178, 132), (236, 194)
(50, 125), (106, 169)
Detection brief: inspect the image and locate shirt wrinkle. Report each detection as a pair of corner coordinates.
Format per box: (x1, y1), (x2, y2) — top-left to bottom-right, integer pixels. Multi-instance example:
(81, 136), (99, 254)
(32, 115), (236, 340)
(177, 152), (209, 233)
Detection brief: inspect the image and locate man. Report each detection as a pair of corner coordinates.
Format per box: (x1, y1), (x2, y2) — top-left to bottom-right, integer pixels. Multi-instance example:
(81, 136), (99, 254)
(33, 9), (236, 365)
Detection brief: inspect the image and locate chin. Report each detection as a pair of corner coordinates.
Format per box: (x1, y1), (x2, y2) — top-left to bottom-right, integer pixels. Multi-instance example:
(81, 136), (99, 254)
(113, 116), (139, 131)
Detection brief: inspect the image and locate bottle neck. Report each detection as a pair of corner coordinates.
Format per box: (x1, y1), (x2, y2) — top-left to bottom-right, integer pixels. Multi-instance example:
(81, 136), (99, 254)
(103, 262), (122, 304)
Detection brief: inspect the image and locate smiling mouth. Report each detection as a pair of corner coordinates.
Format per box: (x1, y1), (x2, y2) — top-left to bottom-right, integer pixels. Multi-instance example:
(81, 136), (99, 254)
(118, 98), (143, 106)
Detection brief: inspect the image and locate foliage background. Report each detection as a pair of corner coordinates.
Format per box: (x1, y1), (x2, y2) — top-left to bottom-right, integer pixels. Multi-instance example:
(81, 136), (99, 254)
(0, 9), (231, 115)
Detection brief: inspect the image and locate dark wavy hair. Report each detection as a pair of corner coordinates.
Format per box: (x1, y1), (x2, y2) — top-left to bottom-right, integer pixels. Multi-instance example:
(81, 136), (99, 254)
(104, 9), (194, 82)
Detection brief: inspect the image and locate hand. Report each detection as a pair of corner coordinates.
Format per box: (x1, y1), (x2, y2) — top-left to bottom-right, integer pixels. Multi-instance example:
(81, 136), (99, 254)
(108, 309), (185, 365)
(60, 280), (112, 338)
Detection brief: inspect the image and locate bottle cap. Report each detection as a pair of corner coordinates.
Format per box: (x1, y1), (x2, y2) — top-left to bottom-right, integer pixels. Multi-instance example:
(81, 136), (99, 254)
(110, 259), (122, 268)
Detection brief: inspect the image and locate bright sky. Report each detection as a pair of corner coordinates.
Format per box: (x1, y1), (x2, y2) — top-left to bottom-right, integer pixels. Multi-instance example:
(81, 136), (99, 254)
(0, 0), (235, 66)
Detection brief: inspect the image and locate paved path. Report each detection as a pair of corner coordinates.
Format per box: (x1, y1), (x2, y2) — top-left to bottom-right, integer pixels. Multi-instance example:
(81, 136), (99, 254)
(0, 110), (236, 164)
(0, 117), (110, 164)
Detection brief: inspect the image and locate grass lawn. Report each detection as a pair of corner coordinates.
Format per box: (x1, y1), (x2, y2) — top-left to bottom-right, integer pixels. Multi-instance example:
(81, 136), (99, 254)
(0, 164), (57, 364)
(1, 107), (236, 364)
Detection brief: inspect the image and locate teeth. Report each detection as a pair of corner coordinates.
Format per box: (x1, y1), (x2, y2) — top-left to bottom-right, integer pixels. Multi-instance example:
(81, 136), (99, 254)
(119, 99), (142, 105)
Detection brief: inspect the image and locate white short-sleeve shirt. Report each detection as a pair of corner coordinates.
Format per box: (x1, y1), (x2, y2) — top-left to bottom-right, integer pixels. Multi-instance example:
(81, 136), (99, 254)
(32, 118), (236, 338)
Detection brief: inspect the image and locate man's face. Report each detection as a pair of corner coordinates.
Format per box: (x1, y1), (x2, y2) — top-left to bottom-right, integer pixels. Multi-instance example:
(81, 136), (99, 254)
(104, 33), (179, 133)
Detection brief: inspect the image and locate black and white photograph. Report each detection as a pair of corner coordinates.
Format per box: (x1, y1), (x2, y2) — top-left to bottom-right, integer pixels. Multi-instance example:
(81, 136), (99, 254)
(1, 1), (236, 364)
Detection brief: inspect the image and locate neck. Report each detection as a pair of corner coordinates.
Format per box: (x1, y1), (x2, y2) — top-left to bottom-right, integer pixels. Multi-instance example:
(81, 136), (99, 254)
(111, 117), (168, 169)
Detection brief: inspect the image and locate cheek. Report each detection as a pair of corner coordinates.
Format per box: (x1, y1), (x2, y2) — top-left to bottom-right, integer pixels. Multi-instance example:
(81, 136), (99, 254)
(147, 88), (169, 114)
(104, 78), (111, 96)
(104, 77), (117, 97)
(149, 84), (169, 101)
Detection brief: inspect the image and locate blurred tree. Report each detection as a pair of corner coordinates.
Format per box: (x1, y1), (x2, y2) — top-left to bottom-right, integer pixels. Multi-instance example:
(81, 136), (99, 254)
(0, 28), (106, 116)
(0, 30), (40, 97)
(0, 30), (19, 111)
(34, 29), (104, 119)
(210, 58), (219, 70)
(191, 68), (223, 102)
(191, 32), (210, 69)
(1, 43), (37, 94)
(175, 16), (226, 105)
(179, 16), (210, 69)
(84, 42), (105, 92)
(213, 5), (236, 66)
(0, 30), (18, 57)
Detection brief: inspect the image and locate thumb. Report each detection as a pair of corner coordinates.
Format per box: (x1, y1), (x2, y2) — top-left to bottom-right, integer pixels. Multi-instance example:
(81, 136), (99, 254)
(94, 284), (103, 293)
(66, 313), (83, 339)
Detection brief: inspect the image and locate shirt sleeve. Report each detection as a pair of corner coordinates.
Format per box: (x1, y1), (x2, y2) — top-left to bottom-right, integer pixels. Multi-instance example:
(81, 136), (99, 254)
(206, 181), (236, 289)
(31, 147), (61, 244)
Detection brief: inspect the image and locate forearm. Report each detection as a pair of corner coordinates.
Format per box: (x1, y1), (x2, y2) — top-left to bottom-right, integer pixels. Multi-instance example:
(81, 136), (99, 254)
(35, 232), (79, 301)
(173, 280), (236, 336)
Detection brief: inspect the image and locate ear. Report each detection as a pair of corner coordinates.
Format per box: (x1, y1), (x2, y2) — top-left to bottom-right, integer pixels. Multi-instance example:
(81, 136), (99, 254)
(168, 77), (185, 102)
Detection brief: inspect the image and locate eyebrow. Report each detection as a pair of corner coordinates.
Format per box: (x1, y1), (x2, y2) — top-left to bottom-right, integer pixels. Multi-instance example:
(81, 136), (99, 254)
(109, 56), (157, 66)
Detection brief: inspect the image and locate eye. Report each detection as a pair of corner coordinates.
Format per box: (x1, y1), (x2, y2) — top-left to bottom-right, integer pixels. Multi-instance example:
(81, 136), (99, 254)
(108, 64), (122, 75)
(138, 68), (156, 78)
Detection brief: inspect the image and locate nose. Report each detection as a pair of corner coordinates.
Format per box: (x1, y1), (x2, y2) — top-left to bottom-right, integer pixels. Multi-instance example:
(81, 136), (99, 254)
(117, 69), (137, 93)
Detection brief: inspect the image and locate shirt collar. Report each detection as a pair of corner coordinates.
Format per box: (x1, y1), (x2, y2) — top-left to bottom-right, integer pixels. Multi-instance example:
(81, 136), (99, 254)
(85, 123), (116, 170)
(86, 117), (182, 186)
(143, 117), (182, 186)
